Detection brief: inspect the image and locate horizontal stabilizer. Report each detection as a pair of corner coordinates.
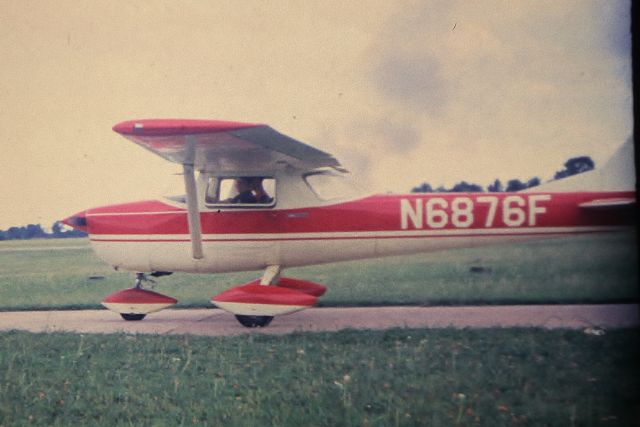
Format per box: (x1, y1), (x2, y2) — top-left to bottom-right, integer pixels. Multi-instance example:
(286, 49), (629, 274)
(525, 138), (636, 192)
(579, 198), (636, 209)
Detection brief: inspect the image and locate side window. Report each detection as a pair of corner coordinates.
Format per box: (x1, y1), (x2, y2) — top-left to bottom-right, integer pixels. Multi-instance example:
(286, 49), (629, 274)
(206, 177), (276, 207)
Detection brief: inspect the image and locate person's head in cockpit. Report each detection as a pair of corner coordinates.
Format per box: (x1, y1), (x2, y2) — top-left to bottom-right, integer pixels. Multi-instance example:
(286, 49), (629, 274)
(250, 177), (272, 204)
(230, 178), (257, 203)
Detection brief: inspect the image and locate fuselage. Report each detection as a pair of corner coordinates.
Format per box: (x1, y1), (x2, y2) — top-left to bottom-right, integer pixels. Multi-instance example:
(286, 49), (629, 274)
(74, 190), (634, 274)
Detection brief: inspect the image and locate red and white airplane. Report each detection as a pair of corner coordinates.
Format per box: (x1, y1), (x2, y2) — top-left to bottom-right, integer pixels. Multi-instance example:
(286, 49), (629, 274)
(63, 119), (636, 327)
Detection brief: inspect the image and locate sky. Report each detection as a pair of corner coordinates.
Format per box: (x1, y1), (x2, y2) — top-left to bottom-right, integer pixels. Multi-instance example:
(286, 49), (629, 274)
(0, 0), (632, 229)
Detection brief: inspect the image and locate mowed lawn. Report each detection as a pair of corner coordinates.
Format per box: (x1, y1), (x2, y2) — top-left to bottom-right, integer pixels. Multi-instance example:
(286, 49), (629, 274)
(0, 328), (638, 426)
(0, 232), (637, 310)
(0, 235), (638, 426)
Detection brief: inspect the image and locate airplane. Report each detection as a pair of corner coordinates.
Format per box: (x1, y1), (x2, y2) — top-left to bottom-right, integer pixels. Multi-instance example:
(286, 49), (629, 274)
(63, 119), (636, 327)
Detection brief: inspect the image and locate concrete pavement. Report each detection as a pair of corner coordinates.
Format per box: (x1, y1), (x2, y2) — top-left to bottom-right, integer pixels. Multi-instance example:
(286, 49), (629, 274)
(0, 304), (637, 336)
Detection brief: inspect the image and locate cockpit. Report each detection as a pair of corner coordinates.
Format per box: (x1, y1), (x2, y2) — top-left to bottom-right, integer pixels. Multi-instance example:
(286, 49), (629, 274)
(163, 167), (363, 210)
(205, 176), (276, 207)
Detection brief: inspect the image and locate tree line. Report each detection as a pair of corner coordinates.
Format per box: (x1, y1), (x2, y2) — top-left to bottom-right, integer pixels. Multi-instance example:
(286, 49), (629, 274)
(411, 156), (594, 193)
(0, 221), (87, 241)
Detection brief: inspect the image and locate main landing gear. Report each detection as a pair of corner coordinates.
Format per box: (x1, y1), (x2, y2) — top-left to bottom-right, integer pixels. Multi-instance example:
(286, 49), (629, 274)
(211, 266), (326, 328)
(235, 315), (274, 328)
(101, 272), (177, 321)
(101, 268), (327, 329)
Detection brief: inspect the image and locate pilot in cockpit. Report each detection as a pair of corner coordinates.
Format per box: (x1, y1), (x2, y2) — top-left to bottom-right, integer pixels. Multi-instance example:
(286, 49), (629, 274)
(228, 178), (258, 204)
(250, 177), (273, 204)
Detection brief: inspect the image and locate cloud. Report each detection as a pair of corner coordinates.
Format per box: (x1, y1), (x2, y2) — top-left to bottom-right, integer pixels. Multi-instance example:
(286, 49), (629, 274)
(0, 1), (632, 227)
(355, 0), (633, 191)
(348, 119), (422, 152)
(374, 52), (448, 116)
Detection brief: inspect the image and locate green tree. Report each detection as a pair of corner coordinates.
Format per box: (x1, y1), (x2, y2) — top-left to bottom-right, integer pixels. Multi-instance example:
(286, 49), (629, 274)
(411, 182), (433, 193)
(505, 179), (527, 192)
(449, 181), (484, 192)
(487, 179), (503, 192)
(554, 156), (595, 180)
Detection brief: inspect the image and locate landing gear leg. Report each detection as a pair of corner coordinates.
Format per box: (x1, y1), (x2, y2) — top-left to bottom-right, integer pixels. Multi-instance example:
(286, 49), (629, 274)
(134, 272), (155, 289)
(119, 273), (157, 321)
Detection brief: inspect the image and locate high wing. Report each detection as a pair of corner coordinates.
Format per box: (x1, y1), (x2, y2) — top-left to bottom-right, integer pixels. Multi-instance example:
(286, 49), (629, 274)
(113, 119), (341, 173)
(113, 119), (342, 261)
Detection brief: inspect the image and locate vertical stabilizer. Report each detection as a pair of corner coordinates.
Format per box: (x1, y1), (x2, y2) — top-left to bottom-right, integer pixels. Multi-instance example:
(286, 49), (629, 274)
(524, 138), (636, 192)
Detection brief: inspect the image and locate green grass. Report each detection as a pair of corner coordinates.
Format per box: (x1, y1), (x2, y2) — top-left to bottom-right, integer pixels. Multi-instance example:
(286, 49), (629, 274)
(1, 237), (638, 426)
(0, 328), (637, 426)
(0, 232), (637, 310)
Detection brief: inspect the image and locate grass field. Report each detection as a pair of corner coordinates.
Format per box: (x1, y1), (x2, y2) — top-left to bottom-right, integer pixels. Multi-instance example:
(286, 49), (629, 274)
(0, 328), (638, 426)
(0, 232), (637, 310)
(1, 235), (638, 426)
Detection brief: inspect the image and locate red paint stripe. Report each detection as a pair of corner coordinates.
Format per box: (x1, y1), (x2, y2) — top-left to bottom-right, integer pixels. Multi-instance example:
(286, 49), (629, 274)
(85, 192), (635, 236)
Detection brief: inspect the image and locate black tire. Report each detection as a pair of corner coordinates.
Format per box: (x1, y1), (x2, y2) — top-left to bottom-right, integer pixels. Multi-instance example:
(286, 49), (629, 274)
(235, 315), (274, 328)
(121, 313), (146, 321)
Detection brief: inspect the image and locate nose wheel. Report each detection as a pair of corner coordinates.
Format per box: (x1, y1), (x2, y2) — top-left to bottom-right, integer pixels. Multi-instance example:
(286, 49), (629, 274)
(101, 273), (177, 321)
(121, 313), (146, 321)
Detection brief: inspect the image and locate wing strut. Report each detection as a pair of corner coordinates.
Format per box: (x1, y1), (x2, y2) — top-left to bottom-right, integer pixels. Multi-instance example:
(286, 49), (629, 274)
(182, 137), (203, 259)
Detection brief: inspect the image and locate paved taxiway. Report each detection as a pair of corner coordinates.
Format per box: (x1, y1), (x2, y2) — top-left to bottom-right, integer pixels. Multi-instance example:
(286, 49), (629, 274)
(0, 304), (637, 336)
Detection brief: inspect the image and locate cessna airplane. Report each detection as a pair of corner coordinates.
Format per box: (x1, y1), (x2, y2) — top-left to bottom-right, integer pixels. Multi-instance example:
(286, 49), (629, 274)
(63, 119), (636, 327)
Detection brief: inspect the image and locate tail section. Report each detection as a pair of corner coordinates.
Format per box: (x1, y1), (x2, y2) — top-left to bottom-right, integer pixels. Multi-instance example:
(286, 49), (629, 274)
(525, 138), (636, 192)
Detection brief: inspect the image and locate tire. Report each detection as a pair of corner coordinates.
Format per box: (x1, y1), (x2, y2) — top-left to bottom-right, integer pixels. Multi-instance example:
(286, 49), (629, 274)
(121, 313), (146, 321)
(235, 315), (274, 328)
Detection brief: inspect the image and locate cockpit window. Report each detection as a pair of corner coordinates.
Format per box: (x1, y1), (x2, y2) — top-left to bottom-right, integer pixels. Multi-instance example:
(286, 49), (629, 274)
(304, 170), (360, 201)
(206, 177), (276, 207)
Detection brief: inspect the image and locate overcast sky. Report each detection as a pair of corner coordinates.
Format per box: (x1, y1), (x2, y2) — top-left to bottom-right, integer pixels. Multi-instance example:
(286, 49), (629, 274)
(0, 0), (632, 229)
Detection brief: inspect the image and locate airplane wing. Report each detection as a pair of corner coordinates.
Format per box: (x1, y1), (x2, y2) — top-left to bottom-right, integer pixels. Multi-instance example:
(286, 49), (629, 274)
(113, 119), (341, 173)
(113, 119), (342, 261)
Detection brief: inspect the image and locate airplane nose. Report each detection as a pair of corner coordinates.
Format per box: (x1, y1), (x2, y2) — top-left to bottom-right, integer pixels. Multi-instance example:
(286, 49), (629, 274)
(62, 211), (88, 232)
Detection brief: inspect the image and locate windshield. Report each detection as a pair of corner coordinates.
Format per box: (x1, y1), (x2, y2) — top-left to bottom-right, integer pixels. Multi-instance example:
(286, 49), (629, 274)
(159, 169), (188, 204)
(304, 170), (363, 201)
